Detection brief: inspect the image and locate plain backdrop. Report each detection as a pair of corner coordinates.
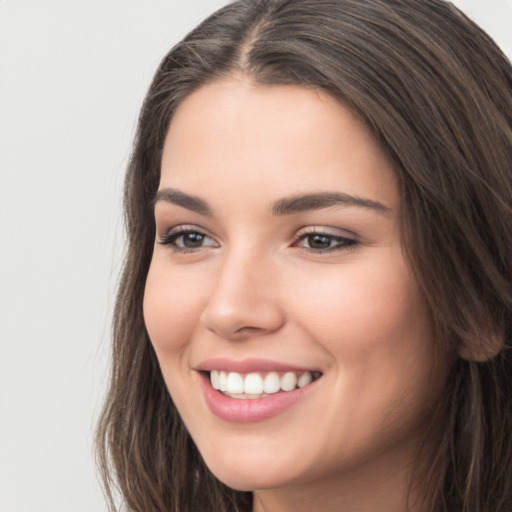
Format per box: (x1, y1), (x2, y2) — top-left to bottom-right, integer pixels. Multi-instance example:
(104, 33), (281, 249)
(0, 1), (510, 511)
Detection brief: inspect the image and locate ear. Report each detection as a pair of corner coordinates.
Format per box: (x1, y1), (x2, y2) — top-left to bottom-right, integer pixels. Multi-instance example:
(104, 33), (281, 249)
(458, 330), (504, 362)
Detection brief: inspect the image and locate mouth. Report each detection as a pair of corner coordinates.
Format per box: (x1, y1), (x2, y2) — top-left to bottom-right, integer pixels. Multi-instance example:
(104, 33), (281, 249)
(196, 358), (323, 422)
(205, 369), (323, 399)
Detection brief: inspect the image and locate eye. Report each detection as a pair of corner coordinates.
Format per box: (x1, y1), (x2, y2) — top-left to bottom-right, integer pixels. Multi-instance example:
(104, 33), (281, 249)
(159, 227), (218, 253)
(295, 230), (358, 253)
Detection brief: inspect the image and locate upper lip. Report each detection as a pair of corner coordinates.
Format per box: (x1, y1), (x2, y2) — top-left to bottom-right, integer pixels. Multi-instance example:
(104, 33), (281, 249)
(195, 357), (319, 374)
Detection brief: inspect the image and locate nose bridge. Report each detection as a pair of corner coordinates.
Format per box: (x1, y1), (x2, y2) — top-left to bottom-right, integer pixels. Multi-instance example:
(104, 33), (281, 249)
(199, 242), (284, 339)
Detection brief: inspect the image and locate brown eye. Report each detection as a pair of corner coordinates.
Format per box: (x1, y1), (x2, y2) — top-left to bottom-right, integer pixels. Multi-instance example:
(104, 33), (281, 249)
(306, 234), (333, 249)
(295, 231), (358, 253)
(180, 232), (206, 248)
(159, 228), (218, 252)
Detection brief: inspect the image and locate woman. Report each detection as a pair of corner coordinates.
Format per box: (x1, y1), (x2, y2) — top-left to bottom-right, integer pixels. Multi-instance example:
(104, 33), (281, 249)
(96, 1), (512, 511)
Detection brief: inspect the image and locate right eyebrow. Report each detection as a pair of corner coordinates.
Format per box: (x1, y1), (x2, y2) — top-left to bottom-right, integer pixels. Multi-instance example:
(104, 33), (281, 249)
(153, 188), (213, 217)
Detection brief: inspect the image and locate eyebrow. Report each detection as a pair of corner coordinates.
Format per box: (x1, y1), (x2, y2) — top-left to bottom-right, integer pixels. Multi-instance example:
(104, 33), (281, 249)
(154, 188), (213, 216)
(271, 192), (391, 216)
(154, 188), (391, 217)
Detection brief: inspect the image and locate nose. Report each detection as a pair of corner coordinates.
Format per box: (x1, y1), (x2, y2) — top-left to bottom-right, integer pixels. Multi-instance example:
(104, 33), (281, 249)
(199, 251), (286, 341)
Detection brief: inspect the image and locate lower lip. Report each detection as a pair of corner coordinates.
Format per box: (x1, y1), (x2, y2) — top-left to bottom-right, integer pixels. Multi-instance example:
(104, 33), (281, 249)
(199, 373), (317, 423)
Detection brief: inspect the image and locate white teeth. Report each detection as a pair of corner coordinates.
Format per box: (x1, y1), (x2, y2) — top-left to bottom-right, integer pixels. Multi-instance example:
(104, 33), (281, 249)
(219, 371), (227, 392)
(209, 369), (318, 397)
(210, 370), (220, 390)
(263, 372), (281, 394)
(280, 372), (297, 391)
(298, 371), (312, 388)
(226, 372), (244, 394)
(244, 372), (264, 394)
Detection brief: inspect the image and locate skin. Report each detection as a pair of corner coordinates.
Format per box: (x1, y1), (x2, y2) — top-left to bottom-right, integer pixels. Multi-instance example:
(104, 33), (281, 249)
(143, 77), (451, 512)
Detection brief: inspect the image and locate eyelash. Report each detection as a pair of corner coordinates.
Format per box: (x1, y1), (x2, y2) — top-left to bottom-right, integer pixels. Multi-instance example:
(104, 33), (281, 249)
(159, 226), (358, 254)
(159, 226), (218, 254)
(293, 230), (358, 253)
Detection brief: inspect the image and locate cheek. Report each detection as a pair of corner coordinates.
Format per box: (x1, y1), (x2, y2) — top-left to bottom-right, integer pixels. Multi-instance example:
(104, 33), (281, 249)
(285, 254), (441, 446)
(143, 260), (206, 354)
(287, 251), (431, 357)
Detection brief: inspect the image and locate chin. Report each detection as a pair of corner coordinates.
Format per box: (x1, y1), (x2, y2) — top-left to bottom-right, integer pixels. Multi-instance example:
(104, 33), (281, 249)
(200, 448), (302, 492)
(208, 467), (290, 492)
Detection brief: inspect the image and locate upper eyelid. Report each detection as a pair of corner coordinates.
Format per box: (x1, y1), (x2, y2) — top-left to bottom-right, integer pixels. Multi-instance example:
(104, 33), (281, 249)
(294, 226), (358, 240)
(158, 225), (215, 243)
(161, 224), (211, 237)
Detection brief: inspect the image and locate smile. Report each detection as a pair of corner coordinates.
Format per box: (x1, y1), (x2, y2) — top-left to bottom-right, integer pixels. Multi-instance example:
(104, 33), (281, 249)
(197, 361), (323, 423)
(209, 370), (322, 398)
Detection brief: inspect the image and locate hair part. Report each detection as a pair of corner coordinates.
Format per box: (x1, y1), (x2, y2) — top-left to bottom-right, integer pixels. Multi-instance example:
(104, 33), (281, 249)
(96, 1), (512, 510)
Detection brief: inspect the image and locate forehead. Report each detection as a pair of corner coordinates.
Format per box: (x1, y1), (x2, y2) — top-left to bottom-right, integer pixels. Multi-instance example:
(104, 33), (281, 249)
(160, 77), (398, 211)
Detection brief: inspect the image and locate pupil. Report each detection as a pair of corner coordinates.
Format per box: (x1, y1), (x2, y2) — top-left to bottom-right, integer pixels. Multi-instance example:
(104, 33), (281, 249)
(183, 233), (203, 247)
(309, 234), (331, 249)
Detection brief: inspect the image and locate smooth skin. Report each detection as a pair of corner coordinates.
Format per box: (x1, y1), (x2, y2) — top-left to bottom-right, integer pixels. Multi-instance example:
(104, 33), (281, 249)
(143, 76), (451, 512)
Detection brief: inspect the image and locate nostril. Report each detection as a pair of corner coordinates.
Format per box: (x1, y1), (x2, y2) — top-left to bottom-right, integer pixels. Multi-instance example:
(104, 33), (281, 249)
(234, 325), (265, 334)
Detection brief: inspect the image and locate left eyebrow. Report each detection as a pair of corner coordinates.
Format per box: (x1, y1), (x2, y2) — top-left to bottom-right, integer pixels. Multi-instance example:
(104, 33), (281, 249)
(270, 192), (392, 216)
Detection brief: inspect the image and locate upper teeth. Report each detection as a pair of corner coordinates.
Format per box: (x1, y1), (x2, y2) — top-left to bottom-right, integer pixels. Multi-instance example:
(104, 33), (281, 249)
(209, 370), (315, 397)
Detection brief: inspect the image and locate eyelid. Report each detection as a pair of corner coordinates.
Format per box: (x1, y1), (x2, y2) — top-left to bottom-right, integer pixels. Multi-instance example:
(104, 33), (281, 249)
(292, 226), (359, 254)
(158, 224), (219, 252)
(294, 225), (357, 239)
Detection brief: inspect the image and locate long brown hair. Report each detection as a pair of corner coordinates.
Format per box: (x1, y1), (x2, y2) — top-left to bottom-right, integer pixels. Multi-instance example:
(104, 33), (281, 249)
(96, 1), (512, 510)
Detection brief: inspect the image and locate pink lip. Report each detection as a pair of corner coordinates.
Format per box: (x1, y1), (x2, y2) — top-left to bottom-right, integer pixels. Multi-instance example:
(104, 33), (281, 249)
(198, 370), (320, 423)
(196, 357), (316, 374)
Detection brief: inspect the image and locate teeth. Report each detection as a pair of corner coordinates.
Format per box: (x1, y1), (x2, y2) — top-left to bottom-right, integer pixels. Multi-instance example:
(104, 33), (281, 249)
(263, 372), (280, 394)
(209, 370), (319, 397)
(244, 372), (264, 394)
(219, 371), (227, 392)
(210, 370), (220, 390)
(280, 371), (297, 391)
(226, 372), (244, 394)
(298, 371), (312, 388)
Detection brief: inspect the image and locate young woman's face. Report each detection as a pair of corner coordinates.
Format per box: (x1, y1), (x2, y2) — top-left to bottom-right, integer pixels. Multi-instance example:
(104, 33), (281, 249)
(144, 78), (449, 497)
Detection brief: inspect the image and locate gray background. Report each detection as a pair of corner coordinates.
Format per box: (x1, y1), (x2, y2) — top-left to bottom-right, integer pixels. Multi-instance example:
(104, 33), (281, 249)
(0, 1), (510, 511)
